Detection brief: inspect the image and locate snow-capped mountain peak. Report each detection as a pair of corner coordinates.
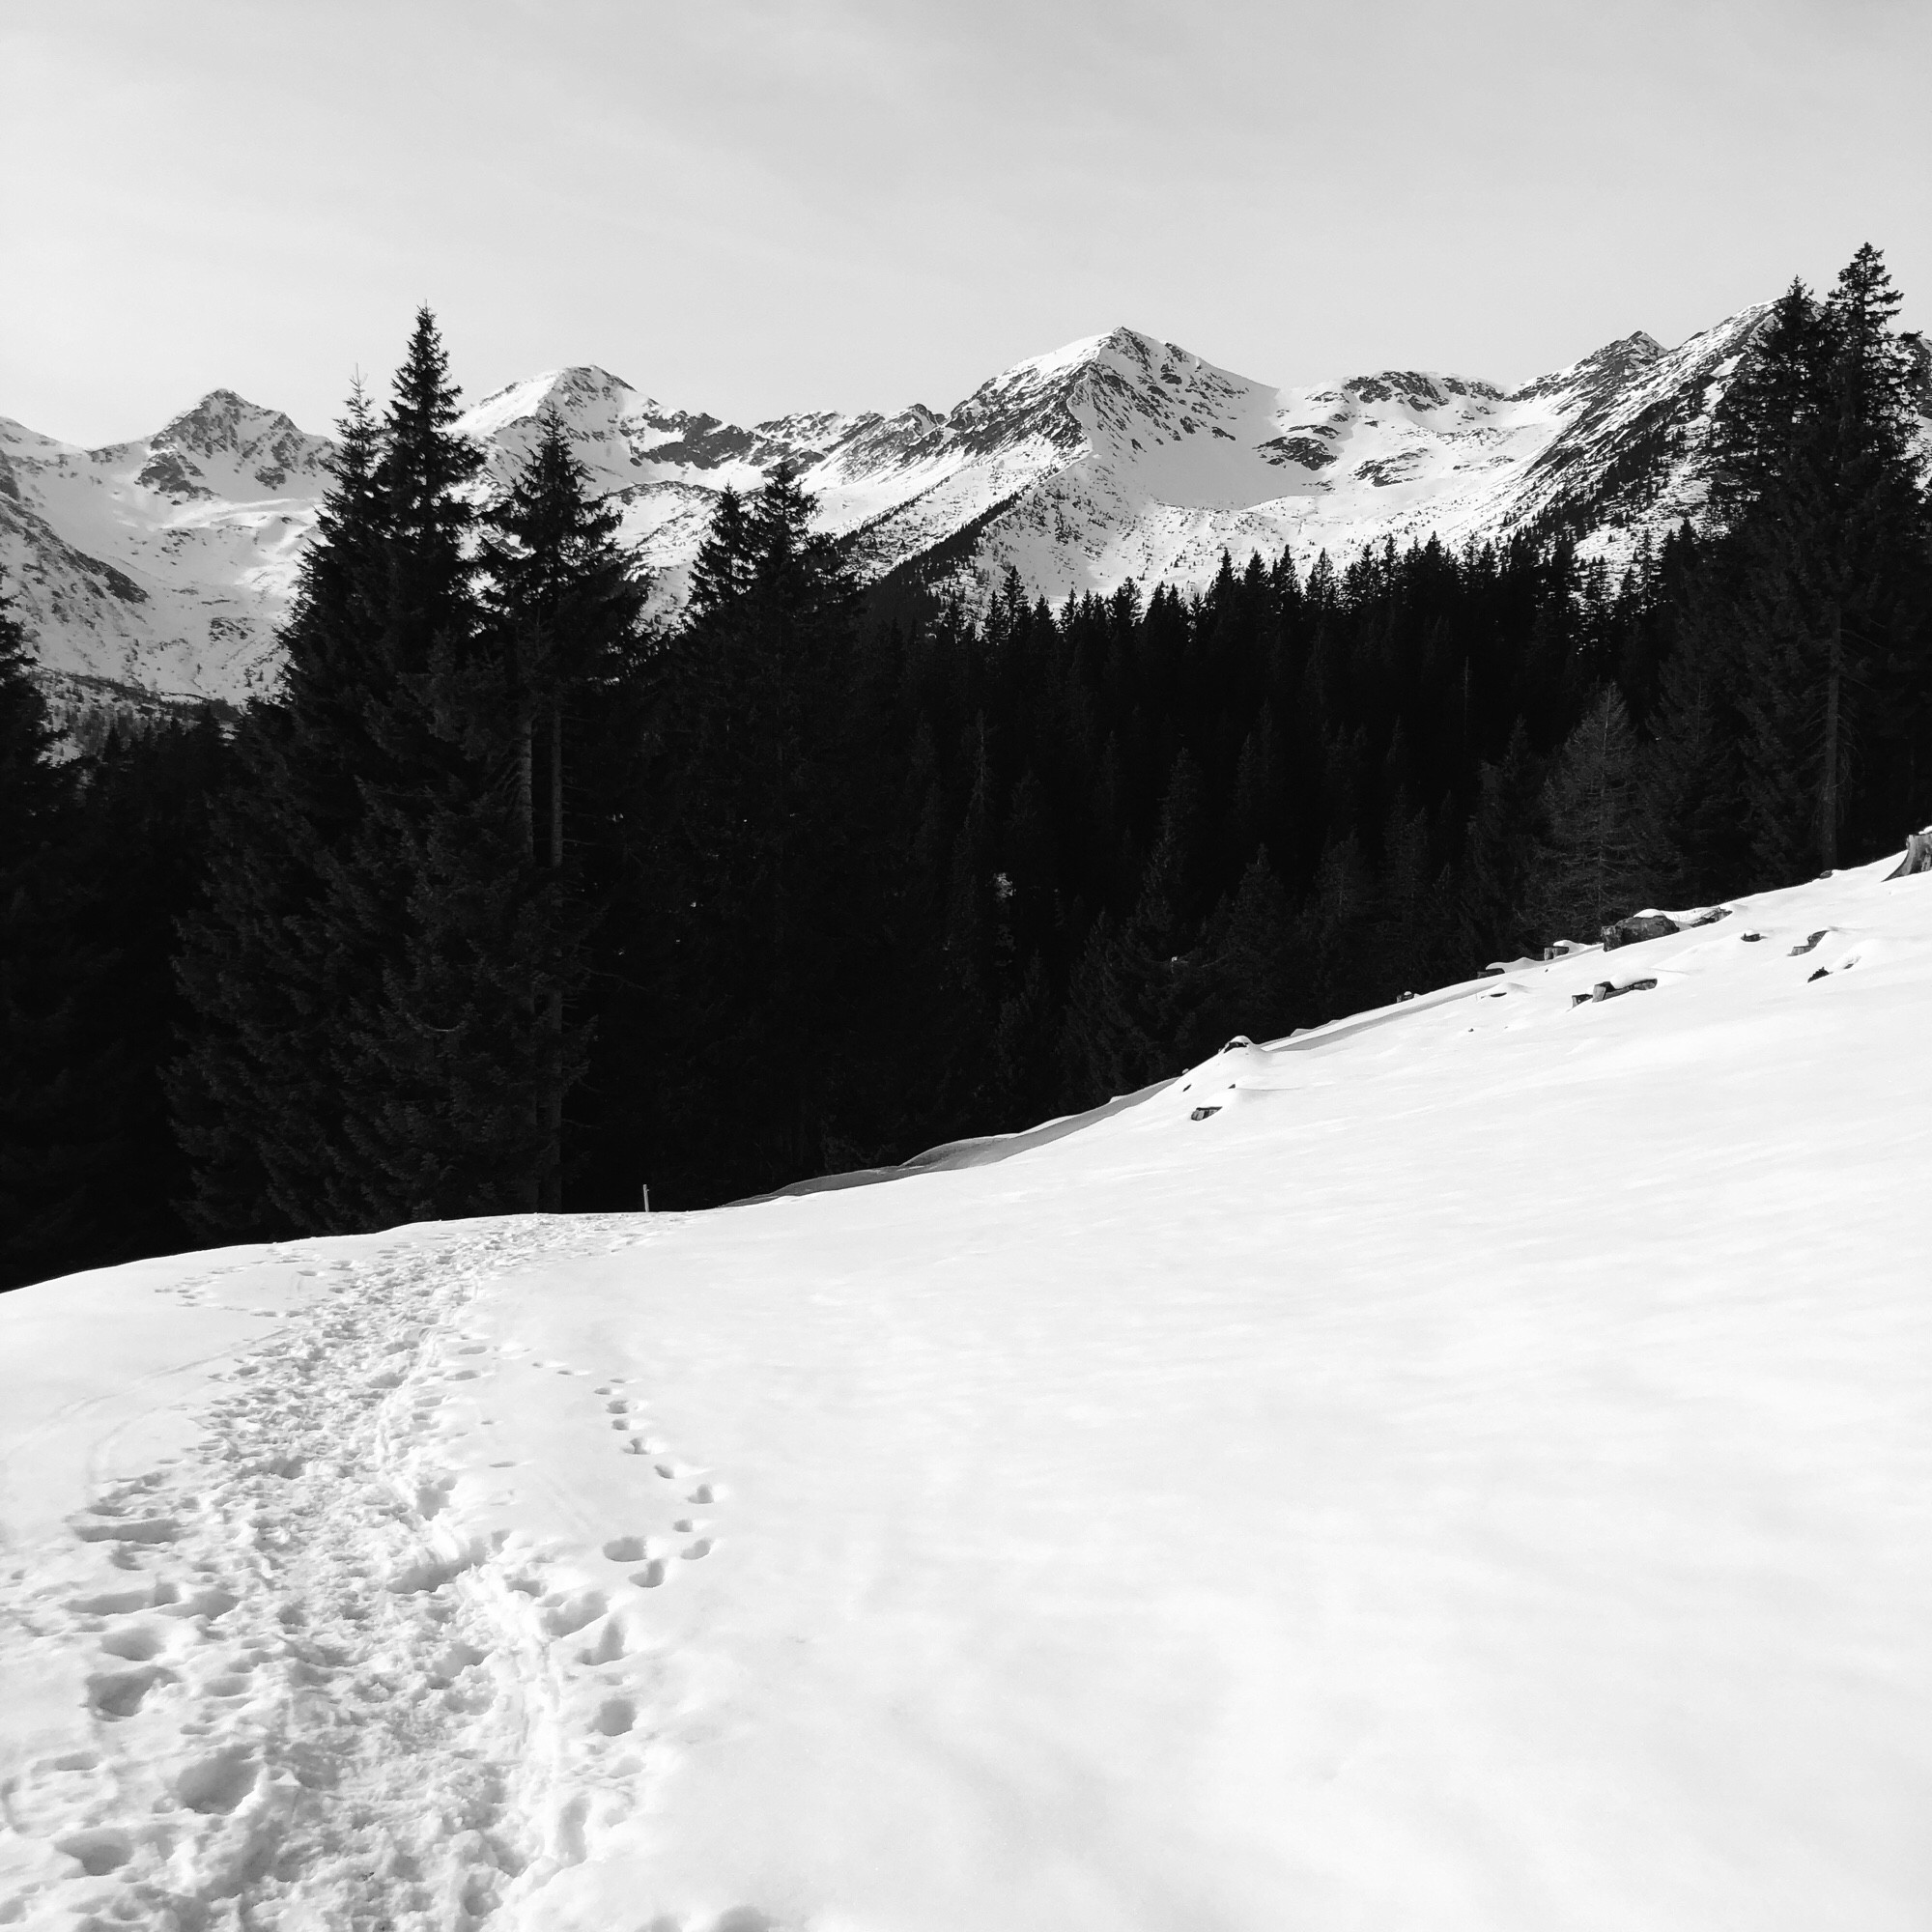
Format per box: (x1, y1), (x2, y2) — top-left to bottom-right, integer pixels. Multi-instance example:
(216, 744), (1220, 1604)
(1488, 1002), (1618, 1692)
(942, 327), (1260, 462)
(8, 295), (1922, 720)
(1511, 328), (1665, 405)
(114, 389), (334, 501)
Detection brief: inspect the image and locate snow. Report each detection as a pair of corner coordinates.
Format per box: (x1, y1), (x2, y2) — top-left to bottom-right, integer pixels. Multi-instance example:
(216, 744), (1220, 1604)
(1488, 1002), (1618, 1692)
(4, 857), (1930, 1930)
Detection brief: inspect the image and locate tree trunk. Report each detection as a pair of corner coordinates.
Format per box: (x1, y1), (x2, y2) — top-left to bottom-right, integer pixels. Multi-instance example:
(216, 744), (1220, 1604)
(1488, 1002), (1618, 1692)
(540, 700), (564, 1213)
(517, 710), (534, 860)
(1821, 611), (1842, 870)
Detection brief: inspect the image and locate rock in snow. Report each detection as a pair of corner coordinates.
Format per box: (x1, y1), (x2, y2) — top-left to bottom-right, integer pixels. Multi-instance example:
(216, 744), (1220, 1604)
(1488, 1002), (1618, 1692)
(2, 851), (1928, 1929)
(13, 298), (1906, 716)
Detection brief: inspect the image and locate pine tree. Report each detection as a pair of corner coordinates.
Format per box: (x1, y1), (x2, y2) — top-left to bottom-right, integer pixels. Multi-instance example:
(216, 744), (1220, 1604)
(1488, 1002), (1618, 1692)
(0, 583), (110, 1290)
(1458, 720), (1544, 968)
(1214, 846), (1303, 1042)
(173, 380), (393, 1236)
(639, 467), (867, 1198)
(328, 355), (658, 1223)
(1707, 281), (1833, 523)
(1062, 751), (1222, 1101)
(177, 313), (630, 1234)
(1707, 249), (1929, 872)
(1299, 833), (1375, 1020)
(61, 720), (236, 1272)
(327, 309), (491, 1227)
(1370, 801), (1458, 1003)
(991, 952), (1061, 1128)
(481, 412), (651, 1207)
(1521, 688), (1654, 944)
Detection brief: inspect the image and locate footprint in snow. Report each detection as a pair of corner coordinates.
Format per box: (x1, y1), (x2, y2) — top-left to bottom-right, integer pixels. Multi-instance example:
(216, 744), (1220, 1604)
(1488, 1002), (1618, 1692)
(88, 1666), (166, 1719)
(98, 1625), (164, 1662)
(54, 1826), (135, 1877)
(578, 1617), (630, 1665)
(175, 1747), (257, 1815)
(592, 1695), (636, 1736)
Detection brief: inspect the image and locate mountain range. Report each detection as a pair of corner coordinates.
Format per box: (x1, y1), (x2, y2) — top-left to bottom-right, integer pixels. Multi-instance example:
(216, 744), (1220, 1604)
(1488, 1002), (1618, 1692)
(0, 302), (1803, 719)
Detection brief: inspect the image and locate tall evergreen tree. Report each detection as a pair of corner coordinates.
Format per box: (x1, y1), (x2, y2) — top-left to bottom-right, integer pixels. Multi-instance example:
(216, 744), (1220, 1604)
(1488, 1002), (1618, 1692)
(0, 584), (109, 1290)
(1213, 846), (1303, 1043)
(1062, 752), (1223, 1101)
(482, 412), (652, 1207)
(1521, 688), (1654, 944)
(1369, 801), (1458, 1004)
(1459, 721), (1544, 967)
(178, 314), (634, 1234)
(59, 720), (236, 1273)
(637, 468), (870, 1199)
(1704, 251), (1928, 872)
(173, 380), (393, 1236)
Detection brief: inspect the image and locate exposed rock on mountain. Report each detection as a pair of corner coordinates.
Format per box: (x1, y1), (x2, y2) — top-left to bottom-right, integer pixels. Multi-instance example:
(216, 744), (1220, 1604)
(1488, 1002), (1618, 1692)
(5, 298), (1883, 712)
(0, 392), (331, 713)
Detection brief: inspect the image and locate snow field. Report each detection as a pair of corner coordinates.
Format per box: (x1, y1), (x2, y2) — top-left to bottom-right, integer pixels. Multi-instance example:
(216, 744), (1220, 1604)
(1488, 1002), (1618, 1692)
(1, 856), (1929, 1929)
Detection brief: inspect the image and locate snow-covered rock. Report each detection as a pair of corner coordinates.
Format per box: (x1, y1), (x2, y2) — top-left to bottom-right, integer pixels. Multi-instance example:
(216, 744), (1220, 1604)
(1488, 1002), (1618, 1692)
(2, 852), (1928, 1929)
(5, 298), (1902, 713)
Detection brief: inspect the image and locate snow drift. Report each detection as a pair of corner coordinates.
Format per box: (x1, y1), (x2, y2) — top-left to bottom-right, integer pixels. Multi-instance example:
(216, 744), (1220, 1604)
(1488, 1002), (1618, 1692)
(2, 852), (1928, 1930)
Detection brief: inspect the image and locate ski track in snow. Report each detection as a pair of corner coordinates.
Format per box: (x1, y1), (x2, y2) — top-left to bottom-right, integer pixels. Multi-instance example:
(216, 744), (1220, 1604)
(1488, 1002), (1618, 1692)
(0, 1215), (708, 1932)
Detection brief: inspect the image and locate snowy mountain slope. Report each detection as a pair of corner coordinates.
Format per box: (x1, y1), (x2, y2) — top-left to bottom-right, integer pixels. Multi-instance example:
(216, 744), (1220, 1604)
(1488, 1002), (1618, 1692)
(0, 393), (332, 713)
(4, 852), (1929, 1930)
(7, 298), (1913, 713)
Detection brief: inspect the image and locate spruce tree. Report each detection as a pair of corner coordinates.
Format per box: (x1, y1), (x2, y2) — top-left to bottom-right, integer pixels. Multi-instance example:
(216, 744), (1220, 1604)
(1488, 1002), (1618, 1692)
(0, 584), (109, 1289)
(480, 411), (650, 1206)
(1458, 721), (1544, 968)
(1370, 801), (1458, 1003)
(1521, 688), (1654, 944)
(1706, 249), (1928, 873)
(1062, 751), (1222, 1101)
(324, 311), (490, 1226)
(62, 719), (236, 1272)
(1298, 833), (1375, 1020)
(173, 381), (393, 1236)
(1214, 846), (1303, 1042)
(640, 467), (867, 1198)
(178, 312), (634, 1233)
(334, 407), (643, 1220)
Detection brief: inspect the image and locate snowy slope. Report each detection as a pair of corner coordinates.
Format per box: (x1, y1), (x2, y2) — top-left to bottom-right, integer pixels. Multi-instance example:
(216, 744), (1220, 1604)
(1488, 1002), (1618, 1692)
(4, 301), (1822, 712)
(0, 393), (332, 711)
(3, 854), (1929, 1930)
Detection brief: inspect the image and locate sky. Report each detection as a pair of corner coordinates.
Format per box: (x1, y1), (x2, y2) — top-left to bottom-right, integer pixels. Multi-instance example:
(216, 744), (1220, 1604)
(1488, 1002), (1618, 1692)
(4, 0), (1930, 445)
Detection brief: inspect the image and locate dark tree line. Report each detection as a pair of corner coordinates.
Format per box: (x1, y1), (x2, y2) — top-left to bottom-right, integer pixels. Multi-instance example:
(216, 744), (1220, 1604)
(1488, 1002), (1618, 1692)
(3, 246), (1927, 1284)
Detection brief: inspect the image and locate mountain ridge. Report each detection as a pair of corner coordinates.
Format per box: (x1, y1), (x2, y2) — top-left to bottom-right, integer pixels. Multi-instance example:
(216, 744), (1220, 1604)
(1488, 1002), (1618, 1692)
(2, 300), (1848, 718)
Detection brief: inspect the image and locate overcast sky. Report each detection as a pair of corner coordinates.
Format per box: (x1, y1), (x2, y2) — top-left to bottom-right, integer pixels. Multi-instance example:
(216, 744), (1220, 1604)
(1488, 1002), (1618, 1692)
(5, 0), (1929, 444)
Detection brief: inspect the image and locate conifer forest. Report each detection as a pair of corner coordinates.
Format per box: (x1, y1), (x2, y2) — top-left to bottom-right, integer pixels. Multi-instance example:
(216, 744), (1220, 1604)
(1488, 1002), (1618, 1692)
(5, 245), (1930, 1289)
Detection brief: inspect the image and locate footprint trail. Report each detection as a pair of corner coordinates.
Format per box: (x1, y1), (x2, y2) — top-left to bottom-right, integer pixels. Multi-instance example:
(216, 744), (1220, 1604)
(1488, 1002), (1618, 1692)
(0, 1213), (726, 1931)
